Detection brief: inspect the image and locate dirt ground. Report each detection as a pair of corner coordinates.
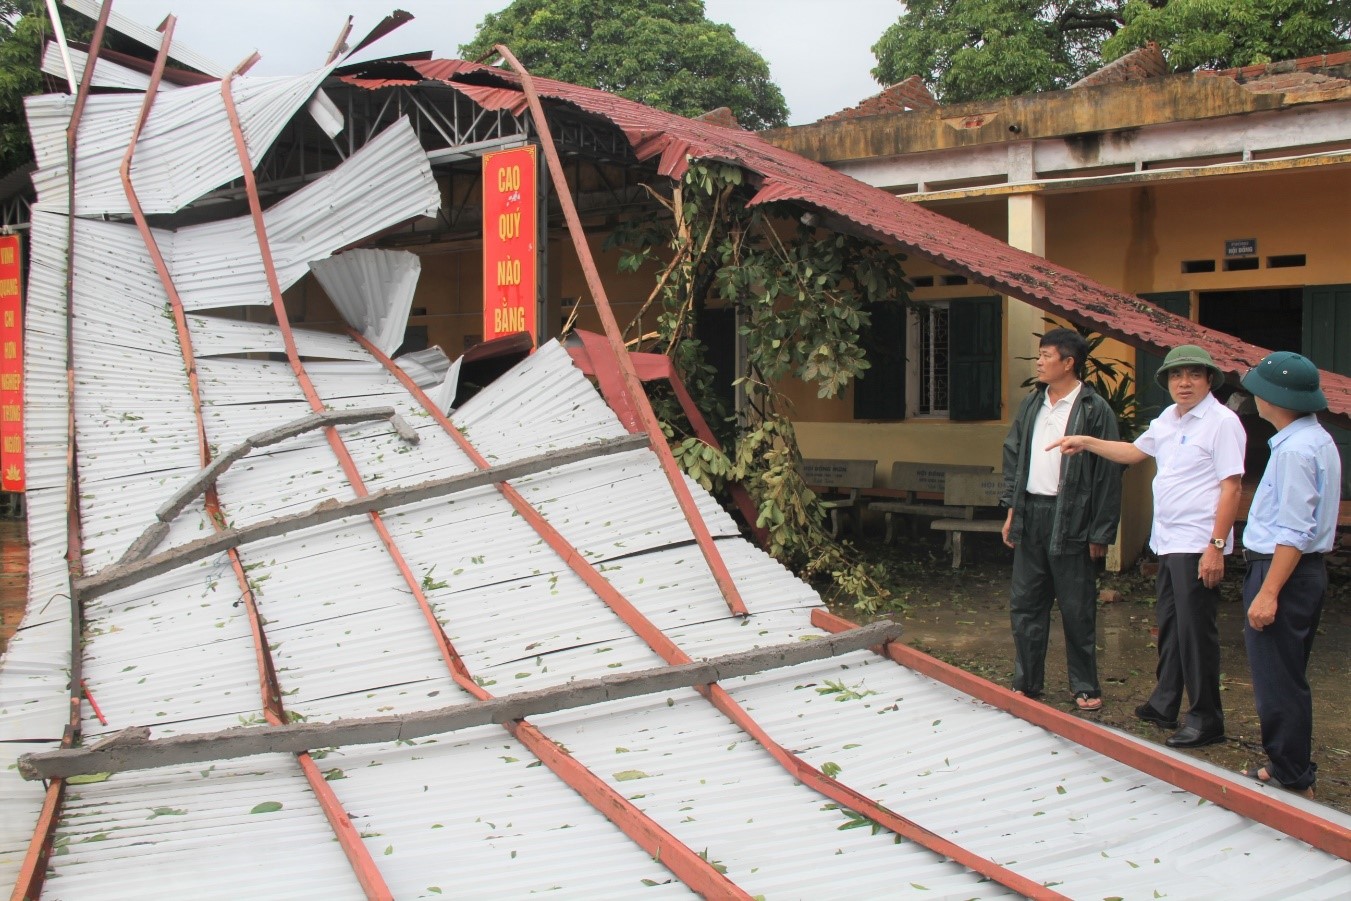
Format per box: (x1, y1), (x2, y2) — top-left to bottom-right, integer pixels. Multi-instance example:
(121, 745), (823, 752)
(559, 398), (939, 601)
(843, 530), (1351, 816)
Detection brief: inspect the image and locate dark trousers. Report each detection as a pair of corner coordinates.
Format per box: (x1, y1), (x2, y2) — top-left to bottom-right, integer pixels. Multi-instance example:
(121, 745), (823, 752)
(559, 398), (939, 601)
(1010, 494), (1099, 697)
(1243, 556), (1326, 791)
(1150, 553), (1223, 732)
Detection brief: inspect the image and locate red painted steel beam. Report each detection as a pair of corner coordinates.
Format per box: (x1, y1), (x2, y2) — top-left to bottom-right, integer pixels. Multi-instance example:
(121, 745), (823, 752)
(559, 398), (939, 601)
(10, 4), (110, 898)
(495, 45), (748, 618)
(566, 331), (767, 546)
(811, 608), (1351, 862)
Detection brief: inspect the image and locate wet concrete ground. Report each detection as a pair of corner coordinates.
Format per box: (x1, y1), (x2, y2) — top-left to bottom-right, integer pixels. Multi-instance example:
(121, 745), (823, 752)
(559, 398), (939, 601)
(855, 535), (1351, 815)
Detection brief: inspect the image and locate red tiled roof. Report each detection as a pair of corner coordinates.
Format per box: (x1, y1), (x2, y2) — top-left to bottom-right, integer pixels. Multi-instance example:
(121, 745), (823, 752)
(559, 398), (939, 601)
(341, 59), (1351, 426)
(818, 75), (938, 123)
(1070, 43), (1169, 89)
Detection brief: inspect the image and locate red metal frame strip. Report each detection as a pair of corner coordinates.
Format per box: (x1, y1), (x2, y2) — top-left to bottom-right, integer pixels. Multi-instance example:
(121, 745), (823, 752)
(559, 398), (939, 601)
(567, 332), (766, 546)
(810, 608), (1351, 862)
(507, 720), (751, 898)
(495, 45), (747, 617)
(11, 4), (111, 897)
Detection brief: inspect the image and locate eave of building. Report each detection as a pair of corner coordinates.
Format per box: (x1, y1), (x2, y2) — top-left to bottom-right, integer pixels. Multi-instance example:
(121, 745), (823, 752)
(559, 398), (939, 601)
(765, 74), (1304, 163)
(901, 146), (1351, 204)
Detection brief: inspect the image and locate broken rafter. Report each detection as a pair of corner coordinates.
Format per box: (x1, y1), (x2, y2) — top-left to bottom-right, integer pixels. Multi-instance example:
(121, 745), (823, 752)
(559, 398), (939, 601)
(19, 621), (903, 780)
(78, 433), (650, 602)
(119, 406), (420, 564)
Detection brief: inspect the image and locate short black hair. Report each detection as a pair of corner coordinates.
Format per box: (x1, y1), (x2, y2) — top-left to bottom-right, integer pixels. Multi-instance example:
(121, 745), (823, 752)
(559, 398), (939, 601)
(1040, 328), (1088, 380)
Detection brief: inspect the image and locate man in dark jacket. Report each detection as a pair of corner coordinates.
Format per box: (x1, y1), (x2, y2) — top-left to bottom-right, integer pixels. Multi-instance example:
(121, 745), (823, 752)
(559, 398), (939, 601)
(1000, 328), (1122, 710)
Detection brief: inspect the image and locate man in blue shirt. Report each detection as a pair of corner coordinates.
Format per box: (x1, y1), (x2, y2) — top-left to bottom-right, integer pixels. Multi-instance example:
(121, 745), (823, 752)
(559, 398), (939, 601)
(1238, 351), (1341, 800)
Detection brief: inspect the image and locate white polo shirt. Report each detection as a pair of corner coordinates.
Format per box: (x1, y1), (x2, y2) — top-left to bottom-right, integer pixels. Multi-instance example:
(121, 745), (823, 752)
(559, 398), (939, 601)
(1133, 392), (1246, 554)
(1026, 382), (1081, 496)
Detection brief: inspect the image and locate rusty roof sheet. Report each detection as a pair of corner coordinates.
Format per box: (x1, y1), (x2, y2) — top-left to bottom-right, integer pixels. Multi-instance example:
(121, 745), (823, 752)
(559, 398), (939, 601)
(341, 59), (1351, 426)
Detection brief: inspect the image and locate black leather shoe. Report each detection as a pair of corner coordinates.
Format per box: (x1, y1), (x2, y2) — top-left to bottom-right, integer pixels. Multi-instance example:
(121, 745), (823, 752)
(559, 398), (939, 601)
(1134, 703), (1178, 730)
(1165, 725), (1225, 748)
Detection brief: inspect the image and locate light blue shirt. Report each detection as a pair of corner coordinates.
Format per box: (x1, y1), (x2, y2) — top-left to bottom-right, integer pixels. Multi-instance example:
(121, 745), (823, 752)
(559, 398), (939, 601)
(1242, 416), (1342, 555)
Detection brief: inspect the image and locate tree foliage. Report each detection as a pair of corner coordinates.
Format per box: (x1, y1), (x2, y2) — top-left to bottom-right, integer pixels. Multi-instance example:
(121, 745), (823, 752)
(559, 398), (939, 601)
(1105, 0), (1351, 72)
(871, 0), (1350, 103)
(609, 162), (910, 611)
(0, 0), (91, 174)
(460, 0), (788, 130)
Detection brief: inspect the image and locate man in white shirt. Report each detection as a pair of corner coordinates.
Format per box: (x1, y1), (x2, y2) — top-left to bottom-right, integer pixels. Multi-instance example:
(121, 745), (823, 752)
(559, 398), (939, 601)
(1053, 345), (1244, 748)
(1001, 329), (1122, 711)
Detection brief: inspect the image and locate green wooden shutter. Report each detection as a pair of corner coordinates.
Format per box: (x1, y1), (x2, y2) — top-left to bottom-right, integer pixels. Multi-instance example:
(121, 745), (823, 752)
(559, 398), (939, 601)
(948, 296), (1001, 421)
(853, 301), (905, 420)
(1135, 292), (1190, 418)
(1302, 284), (1351, 496)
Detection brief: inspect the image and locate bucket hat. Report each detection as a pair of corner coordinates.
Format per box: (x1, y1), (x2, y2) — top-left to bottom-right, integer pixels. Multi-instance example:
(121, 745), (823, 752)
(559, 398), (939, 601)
(1154, 344), (1223, 389)
(1240, 351), (1326, 413)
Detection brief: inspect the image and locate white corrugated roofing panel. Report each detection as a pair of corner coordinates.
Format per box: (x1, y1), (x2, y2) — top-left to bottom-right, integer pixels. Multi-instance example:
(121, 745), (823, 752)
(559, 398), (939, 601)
(186, 314), (370, 360)
(63, 0), (229, 78)
(169, 117), (440, 312)
(309, 249), (422, 356)
(41, 42), (171, 93)
(45, 755), (364, 900)
(315, 726), (697, 899)
(719, 650), (1351, 898)
(531, 688), (1011, 898)
(26, 69), (333, 215)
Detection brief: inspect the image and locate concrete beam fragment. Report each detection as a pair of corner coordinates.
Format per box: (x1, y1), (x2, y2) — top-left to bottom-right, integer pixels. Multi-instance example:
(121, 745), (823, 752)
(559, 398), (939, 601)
(82, 433), (650, 601)
(18, 620), (901, 780)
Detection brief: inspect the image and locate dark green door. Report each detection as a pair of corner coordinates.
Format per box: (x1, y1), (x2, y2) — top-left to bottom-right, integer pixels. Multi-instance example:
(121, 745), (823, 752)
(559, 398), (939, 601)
(948, 296), (1001, 421)
(1302, 284), (1351, 496)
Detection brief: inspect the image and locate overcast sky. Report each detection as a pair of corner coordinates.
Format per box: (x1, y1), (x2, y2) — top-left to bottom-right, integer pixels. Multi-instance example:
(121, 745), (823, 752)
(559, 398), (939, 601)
(101, 0), (904, 125)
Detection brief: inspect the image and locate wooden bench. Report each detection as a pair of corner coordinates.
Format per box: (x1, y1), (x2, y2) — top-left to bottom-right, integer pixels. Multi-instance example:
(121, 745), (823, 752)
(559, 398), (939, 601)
(869, 462), (995, 543)
(930, 471), (1007, 568)
(801, 458), (876, 538)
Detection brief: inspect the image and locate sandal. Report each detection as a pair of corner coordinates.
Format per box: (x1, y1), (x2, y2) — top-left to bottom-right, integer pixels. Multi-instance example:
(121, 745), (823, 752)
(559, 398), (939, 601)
(1239, 765), (1315, 800)
(1073, 692), (1103, 712)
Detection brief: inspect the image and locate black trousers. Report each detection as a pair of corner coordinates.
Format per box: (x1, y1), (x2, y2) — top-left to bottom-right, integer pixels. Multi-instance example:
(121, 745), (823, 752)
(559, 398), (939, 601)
(1010, 494), (1099, 697)
(1149, 554), (1223, 732)
(1243, 555), (1326, 791)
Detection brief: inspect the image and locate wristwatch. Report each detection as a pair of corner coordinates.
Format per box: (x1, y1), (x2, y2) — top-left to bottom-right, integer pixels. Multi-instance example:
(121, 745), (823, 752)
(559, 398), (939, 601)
(1209, 538), (1225, 550)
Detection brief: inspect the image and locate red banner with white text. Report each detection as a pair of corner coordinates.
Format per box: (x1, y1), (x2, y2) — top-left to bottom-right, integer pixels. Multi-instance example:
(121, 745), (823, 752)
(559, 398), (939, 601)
(482, 145), (538, 344)
(0, 233), (23, 491)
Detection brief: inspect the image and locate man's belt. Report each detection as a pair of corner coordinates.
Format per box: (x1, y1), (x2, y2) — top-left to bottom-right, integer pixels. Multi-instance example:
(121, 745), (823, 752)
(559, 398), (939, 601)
(1241, 549), (1324, 564)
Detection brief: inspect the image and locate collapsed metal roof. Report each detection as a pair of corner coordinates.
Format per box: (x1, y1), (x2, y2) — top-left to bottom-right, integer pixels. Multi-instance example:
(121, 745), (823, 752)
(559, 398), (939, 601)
(2, 6), (1350, 898)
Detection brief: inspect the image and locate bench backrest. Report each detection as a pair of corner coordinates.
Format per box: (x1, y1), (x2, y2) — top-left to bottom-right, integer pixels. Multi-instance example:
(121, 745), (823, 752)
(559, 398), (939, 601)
(943, 471), (1005, 507)
(801, 458), (876, 490)
(890, 461), (993, 495)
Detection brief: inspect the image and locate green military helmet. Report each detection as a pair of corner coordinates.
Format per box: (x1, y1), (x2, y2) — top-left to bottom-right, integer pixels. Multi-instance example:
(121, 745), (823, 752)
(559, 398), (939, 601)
(1155, 344), (1223, 389)
(1240, 351), (1327, 413)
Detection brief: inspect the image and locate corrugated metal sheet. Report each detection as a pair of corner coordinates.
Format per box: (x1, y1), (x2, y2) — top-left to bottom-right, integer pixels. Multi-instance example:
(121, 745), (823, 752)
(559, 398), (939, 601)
(310, 249), (422, 357)
(394, 59), (1351, 425)
(63, 0), (230, 78)
(25, 68), (334, 215)
(41, 42), (173, 93)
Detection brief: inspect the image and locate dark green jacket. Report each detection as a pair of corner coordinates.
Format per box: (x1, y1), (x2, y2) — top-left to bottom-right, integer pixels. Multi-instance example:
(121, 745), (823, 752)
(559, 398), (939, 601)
(1000, 381), (1122, 555)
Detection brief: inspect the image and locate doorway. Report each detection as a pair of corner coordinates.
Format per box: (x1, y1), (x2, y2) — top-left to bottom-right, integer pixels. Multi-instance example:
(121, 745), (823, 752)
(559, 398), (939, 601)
(1197, 288), (1302, 478)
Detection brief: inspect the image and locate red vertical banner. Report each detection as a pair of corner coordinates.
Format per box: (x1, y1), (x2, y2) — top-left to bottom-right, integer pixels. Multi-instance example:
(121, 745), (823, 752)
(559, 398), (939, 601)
(482, 145), (538, 343)
(0, 233), (22, 491)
